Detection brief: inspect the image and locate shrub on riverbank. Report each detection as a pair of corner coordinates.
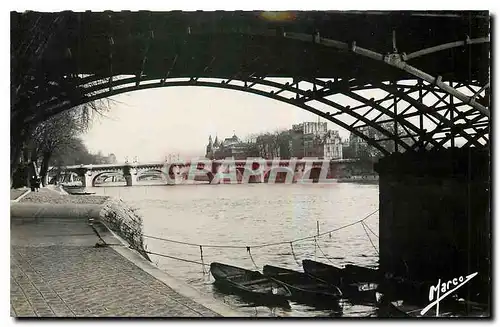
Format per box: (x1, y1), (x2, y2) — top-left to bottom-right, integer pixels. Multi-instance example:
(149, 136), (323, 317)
(100, 198), (151, 261)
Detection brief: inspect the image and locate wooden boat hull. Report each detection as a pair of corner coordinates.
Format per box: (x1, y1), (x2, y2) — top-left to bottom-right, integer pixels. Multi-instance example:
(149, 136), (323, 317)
(302, 259), (344, 284)
(210, 262), (291, 307)
(212, 279), (291, 308)
(344, 264), (380, 283)
(302, 260), (379, 303)
(263, 265), (342, 309)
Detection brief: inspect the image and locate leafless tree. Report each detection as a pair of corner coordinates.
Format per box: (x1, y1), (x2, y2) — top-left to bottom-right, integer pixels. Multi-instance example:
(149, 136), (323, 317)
(10, 12), (112, 186)
(30, 106), (94, 186)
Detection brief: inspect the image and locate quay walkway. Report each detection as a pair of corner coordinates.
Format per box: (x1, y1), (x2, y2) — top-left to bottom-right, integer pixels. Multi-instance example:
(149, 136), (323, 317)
(10, 189), (239, 318)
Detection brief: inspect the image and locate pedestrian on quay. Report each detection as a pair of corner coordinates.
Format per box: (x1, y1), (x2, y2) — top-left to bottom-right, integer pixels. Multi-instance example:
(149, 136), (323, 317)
(29, 175), (36, 192)
(35, 177), (41, 191)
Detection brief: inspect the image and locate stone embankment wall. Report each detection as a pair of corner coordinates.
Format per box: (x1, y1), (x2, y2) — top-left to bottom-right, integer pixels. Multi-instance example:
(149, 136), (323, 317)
(18, 187), (150, 262)
(99, 198), (151, 262)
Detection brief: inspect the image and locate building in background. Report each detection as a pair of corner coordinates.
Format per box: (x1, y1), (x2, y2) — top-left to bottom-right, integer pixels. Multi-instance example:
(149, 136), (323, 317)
(290, 122), (343, 159)
(323, 130), (343, 160)
(301, 121), (328, 137)
(206, 133), (255, 159)
(107, 153), (117, 164)
(342, 122), (406, 160)
(205, 121), (344, 160)
(92, 151), (119, 164)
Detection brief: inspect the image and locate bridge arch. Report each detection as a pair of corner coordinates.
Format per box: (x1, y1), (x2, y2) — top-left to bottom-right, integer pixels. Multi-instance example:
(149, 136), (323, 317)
(38, 72), (489, 155)
(263, 166), (297, 184)
(92, 171), (125, 187)
(178, 165), (214, 184)
(17, 14), (488, 155)
(301, 166), (328, 183)
(136, 169), (168, 181)
(233, 167), (263, 183)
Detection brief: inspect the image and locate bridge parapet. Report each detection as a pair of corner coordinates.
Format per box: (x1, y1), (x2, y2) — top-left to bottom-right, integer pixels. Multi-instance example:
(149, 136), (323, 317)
(58, 158), (357, 185)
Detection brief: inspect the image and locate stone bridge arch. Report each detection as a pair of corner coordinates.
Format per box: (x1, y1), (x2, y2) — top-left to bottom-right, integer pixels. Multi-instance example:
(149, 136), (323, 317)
(91, 171), (126, 187)
(136, 169), (169, 181)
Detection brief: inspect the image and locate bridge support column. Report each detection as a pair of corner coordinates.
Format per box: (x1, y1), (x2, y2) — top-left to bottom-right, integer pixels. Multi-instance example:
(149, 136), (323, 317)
(123, 164), (138, 186)
(375, 148), (490, 303)
(74, 167), (93, 188)
(78, 172), (93, 188)
(124, 174), (137, 186)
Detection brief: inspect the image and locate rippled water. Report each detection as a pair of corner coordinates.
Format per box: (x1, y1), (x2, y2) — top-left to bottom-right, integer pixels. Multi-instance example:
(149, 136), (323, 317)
(89, 182), (380, 317)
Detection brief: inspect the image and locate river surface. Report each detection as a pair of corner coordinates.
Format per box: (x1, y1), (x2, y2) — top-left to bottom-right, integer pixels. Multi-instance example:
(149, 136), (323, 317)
(89, 182), (380, 317)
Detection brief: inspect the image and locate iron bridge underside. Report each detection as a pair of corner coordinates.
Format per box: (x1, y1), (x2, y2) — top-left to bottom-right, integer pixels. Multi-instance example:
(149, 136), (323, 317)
(11, 11), (490, 155)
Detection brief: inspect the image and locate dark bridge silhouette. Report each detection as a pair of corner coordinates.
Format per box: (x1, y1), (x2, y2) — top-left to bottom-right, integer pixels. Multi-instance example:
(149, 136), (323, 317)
(12, 11), (490, 155)
(11, 12), (491, 305)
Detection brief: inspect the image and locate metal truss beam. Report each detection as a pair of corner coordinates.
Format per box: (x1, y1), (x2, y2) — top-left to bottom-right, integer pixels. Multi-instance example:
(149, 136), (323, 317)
(402, 36), (490, 61)
(23, 29), (489, 155)
(33, 77), (398, 155)
(283, 32), (490, 117)
(30, 71), (488, 154)
(69, 74), (407, 151)
(307, 78), (441, 149)
(373, 82), (484, 148)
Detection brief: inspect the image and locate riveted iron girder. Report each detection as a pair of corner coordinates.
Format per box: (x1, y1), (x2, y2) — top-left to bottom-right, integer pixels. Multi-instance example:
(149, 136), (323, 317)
(12, 11), (490, 156)
(29, 73), (488, 155)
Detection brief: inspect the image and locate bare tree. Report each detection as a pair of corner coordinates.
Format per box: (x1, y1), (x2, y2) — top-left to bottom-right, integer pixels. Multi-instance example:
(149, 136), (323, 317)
(30, 107), (92, 186)
(10, 13), (113, 186)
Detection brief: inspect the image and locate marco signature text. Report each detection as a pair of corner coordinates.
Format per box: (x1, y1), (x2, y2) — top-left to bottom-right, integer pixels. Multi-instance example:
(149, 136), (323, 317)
(420, 272), (478, 316)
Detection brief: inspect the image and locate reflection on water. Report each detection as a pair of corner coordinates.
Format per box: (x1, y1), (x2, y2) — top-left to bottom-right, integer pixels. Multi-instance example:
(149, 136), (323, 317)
(89, 182), (380, 317)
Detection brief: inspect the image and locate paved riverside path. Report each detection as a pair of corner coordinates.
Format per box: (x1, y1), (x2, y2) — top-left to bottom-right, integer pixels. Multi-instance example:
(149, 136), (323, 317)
(11, 191), (237, 317)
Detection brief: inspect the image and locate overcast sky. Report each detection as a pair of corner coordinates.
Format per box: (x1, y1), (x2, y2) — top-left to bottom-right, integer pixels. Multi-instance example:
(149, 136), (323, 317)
(82, 86), (354, 162)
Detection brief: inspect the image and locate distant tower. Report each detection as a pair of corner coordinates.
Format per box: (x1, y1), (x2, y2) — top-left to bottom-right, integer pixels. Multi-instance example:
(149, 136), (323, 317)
(206, 135), (213, 159)
(214, 135), (219, 148)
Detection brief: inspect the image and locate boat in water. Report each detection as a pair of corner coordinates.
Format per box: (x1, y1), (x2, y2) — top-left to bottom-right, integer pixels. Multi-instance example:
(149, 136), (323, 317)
(302, 259), (344, 284)
(302, 260), (379, 302)
(210, 262), (292, 307)
(343, 264), (380, 283)
(263, 264), (343, 310)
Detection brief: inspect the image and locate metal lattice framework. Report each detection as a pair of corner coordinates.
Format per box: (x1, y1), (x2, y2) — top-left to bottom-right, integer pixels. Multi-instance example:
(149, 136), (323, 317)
(43, 75), (490, 155)
(12, 11), (490, 156)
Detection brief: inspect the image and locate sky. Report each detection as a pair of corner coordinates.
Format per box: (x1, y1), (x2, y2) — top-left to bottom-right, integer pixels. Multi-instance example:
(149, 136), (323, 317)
(82, 86), (353, 162)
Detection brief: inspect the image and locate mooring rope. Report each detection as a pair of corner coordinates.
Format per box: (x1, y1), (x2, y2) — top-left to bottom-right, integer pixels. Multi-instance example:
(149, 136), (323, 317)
(142, 234), (248, 249)
(362, 221), (379, 239)
(136, 247), (209, 267)
(314, 236), (317, 260)
(199, 245), (206, 275)
(246, 247), (259, 270)
(289, 242), (302, 267)
(361, 221), (379, 255)
(136, 209), (380, 272)
(142, 208), (379, 250)
(314, 237), (338, 266)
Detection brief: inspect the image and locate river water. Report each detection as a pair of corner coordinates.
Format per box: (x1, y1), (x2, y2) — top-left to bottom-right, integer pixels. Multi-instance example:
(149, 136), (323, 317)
(89, 182), (380, 317)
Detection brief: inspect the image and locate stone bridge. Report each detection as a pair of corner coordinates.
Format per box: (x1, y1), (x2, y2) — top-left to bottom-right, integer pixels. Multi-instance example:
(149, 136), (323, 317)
(54, 158), (356, 187)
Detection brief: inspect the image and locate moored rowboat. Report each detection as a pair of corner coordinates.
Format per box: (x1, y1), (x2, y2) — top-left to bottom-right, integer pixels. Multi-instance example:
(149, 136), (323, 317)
(302, 259), (379, 302)
(344, 264), (380, 283)
(263, 264), (343, 310)
(210, 262), (292, 307)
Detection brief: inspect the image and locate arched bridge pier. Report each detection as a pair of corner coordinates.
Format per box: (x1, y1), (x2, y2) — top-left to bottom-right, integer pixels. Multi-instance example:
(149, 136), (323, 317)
(62, 158), (351, 187)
